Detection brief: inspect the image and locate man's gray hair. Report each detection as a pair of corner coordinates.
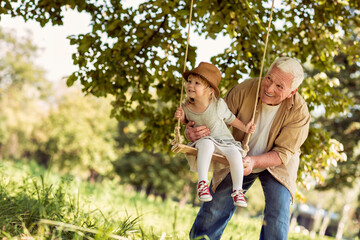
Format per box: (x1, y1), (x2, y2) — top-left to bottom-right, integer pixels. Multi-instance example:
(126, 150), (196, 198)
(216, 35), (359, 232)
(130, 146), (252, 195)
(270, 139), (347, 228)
(267, 57), (304, 90)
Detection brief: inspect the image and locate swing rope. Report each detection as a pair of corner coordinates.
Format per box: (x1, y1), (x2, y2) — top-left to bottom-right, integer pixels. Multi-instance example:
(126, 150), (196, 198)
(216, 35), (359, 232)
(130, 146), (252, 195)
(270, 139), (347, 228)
(241, 0), (275, 154)
(171, 0), (194, 145)
(172, 0), (275, 158)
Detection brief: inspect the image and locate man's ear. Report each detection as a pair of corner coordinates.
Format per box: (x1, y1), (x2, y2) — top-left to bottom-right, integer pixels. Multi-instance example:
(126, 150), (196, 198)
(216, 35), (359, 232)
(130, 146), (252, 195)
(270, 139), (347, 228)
(287, 88), (298, 99)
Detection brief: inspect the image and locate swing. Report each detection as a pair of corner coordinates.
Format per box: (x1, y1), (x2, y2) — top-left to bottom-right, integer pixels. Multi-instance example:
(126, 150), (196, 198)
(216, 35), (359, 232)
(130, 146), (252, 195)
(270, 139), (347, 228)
(171, 0), (275, 165)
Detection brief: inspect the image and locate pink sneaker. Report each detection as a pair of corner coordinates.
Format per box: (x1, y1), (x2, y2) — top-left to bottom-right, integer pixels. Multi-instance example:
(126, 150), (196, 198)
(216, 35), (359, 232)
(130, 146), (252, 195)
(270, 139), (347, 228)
(197, 180), (212, 202)
(231, 190), (247, 207)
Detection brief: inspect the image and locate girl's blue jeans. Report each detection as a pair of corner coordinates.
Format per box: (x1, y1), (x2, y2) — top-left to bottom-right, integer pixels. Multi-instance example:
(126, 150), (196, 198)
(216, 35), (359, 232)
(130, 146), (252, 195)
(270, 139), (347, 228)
(189, 170), (291, 240)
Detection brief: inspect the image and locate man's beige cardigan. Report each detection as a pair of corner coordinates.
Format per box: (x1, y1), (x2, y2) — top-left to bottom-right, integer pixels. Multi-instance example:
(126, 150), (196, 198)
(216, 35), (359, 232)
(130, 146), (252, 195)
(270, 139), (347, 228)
(212, 78), (310, 200)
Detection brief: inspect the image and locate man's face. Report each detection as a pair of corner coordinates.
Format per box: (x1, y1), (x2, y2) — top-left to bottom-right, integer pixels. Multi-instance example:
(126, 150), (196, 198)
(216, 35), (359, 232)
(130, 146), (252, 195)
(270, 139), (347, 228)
(260, 66), (297, 106)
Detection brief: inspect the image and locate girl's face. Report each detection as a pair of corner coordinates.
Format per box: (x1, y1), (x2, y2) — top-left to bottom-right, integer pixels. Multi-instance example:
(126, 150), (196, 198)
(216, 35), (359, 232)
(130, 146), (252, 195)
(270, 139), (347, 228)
(186, 74), (213, 101)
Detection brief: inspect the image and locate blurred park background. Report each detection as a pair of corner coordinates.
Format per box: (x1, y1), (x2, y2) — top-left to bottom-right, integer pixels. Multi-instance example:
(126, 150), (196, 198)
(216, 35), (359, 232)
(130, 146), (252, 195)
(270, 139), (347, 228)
(0, 0), (359, 239)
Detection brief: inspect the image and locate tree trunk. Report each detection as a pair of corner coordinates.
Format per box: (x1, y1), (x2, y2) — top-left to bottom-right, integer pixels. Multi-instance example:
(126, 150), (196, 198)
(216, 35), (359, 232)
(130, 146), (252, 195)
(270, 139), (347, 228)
(319, 213), (331, 237)
(336, 203), (351, 239)
(179, 184), (190, 207)
(310, 203), (324, 237)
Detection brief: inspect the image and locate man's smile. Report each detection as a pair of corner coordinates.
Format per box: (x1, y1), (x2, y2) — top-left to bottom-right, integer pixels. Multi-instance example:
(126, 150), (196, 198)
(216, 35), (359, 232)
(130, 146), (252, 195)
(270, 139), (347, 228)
(265, 91), (273, 97)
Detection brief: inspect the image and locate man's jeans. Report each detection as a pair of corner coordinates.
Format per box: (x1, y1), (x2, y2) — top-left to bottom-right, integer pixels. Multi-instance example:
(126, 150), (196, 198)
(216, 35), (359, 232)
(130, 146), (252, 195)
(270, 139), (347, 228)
(189, 170), (291, 240)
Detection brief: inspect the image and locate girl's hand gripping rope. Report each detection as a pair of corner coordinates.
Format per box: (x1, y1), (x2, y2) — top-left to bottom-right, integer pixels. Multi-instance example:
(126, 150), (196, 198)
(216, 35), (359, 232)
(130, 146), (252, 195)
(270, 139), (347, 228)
(175, 106), (187, 124)
(245, 119), (256, 134)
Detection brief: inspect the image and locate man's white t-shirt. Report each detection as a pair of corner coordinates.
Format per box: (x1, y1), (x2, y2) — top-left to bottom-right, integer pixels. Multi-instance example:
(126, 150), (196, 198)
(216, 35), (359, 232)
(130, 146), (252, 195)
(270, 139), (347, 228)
(247, 103), (281, 173)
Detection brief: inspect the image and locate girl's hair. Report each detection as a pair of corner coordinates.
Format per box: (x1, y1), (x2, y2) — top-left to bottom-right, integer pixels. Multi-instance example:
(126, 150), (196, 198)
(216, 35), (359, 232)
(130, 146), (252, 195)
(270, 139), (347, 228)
(185, 74), (217, 105)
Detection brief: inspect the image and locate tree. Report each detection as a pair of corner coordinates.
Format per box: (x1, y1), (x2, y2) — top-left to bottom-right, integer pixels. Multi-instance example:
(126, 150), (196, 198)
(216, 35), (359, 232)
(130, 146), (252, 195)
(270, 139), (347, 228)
(311, 27), (360, 237)
(32, 83), (119, 180)
(1, 0), (359, 186)
(294, 19), (360, 238)
(0, 27), (50, 159)
(113, 121), (198, 204)
(113, 149), (192, 201)
(0, 26), (120, 181)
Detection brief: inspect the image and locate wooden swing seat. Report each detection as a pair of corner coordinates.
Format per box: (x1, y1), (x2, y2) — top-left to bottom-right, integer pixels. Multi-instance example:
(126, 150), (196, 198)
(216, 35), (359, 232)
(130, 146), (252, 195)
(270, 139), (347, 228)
(171, 142), (229, 166)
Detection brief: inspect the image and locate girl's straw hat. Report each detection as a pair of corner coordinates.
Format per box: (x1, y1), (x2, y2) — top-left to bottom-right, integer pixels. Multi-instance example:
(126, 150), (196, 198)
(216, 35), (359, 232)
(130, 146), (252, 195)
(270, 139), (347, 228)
(183, 62), (221, 98)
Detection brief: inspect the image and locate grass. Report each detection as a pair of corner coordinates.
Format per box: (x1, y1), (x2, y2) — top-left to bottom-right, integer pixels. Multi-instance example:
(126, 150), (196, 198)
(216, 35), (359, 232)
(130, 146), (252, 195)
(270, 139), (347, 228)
(0, 159), (335, 239)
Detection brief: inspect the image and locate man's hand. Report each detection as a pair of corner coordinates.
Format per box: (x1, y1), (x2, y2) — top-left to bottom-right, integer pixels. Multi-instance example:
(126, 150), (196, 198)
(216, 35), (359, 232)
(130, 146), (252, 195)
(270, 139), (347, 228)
(185, 121), (210, 142)
(243, 156), (254, 176)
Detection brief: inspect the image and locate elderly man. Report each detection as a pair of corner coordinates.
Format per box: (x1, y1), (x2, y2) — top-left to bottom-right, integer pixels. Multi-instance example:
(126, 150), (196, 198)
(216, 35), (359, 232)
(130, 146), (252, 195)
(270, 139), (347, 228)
(187, 57), (310, 239)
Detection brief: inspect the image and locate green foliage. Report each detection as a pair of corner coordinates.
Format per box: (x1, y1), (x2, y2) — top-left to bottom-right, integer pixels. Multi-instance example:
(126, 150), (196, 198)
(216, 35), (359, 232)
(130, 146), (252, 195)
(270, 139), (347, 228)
(0, 26), (120, 180)
(314, 50), (360, 189)
(0, 27), (50, 159)
(299, 23), (360, 236)
(113, 120), (198, 202)
(300, 126), (346, 188)
(113, 150), (192, 200)
(300, 72), (353, 117)
(32, 86), (119, 179)
(1, 0), (358, 189)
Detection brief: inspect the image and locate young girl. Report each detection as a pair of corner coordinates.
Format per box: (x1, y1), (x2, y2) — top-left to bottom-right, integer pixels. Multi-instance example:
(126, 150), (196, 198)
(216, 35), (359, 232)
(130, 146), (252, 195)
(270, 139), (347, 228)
(175, 62), (255, 207)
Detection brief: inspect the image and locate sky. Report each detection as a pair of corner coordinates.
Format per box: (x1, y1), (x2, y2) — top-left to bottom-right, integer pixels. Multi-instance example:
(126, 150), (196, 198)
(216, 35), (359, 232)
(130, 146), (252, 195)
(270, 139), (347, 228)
(1, 11), (91, 82)
(0, 2), (231, 83)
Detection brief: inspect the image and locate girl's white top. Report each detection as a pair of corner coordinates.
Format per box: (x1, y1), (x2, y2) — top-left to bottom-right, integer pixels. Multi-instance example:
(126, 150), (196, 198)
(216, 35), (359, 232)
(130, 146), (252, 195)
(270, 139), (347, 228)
(183, 98), (245, 171)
